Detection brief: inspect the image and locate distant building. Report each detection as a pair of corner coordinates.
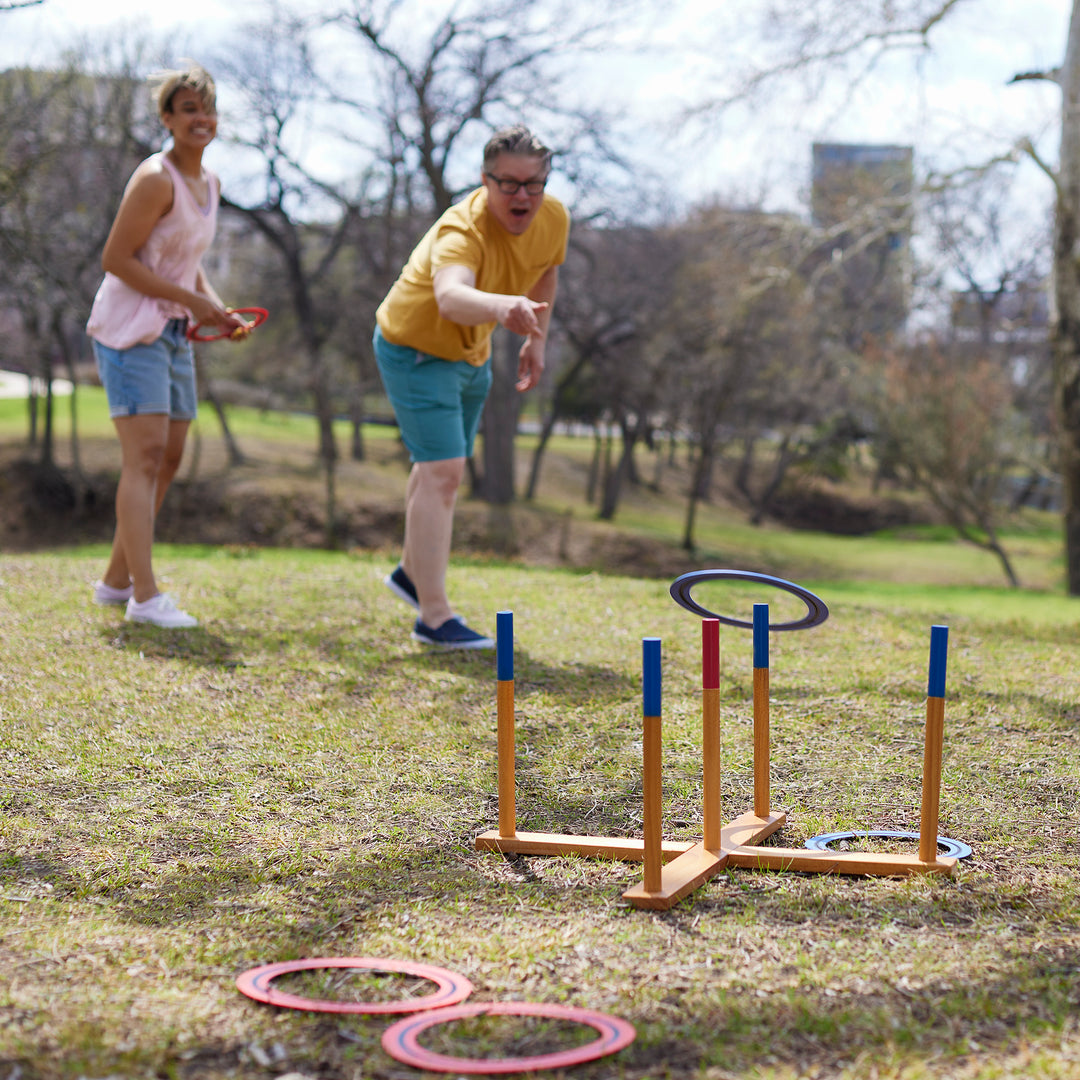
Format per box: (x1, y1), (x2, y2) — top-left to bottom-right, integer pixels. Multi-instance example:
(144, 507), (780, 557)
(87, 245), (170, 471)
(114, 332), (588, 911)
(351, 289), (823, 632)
(810, 142), (914, 342)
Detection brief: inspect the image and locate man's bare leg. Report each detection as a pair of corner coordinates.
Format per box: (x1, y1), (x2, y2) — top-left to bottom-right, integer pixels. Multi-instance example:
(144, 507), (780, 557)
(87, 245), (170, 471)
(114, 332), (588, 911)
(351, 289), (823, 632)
(401, 457), (465, 629)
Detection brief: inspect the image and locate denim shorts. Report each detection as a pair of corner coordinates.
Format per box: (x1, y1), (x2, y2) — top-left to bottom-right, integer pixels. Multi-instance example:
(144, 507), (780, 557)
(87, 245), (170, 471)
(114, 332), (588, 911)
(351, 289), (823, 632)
(373, 326), (492, 462)
(91, 319), (198, 420)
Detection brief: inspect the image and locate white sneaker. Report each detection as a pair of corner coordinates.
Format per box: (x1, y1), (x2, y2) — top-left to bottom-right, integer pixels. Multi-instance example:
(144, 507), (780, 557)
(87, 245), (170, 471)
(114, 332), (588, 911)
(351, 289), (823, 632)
(93, 580), (134, 605)
(125, 593), (198, 628)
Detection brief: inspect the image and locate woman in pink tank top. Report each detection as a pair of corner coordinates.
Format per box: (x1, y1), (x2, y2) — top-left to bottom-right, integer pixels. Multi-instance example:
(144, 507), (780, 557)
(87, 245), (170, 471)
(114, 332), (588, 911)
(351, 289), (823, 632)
(86, 64), (248, 629)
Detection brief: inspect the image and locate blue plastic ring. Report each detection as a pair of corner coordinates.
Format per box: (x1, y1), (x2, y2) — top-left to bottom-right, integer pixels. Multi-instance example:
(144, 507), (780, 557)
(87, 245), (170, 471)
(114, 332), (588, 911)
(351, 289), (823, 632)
(804, 830), (972, 860)
(669, 570), (829, 632)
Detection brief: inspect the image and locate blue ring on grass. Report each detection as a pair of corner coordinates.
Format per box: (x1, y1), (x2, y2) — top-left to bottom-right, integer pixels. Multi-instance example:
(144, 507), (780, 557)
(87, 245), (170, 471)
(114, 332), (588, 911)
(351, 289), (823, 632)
(670, 570), (829, 632)
(804, 830), (972, 860)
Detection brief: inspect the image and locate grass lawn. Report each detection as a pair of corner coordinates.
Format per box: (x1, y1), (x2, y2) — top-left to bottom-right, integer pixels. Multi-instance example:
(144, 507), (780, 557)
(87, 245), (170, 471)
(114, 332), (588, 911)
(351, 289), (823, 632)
(1, 545), (1078, 1079)
(3, 384), (1069, 594)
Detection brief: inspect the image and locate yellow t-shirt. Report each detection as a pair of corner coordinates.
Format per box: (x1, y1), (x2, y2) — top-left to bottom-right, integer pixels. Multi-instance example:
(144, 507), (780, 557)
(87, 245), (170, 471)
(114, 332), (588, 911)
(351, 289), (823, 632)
(376, 187), (570, 366)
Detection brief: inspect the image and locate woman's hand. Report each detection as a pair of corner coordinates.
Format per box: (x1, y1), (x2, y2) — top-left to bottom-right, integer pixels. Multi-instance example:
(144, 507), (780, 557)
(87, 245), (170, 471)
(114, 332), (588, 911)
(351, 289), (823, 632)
(187, 295), (248, 335)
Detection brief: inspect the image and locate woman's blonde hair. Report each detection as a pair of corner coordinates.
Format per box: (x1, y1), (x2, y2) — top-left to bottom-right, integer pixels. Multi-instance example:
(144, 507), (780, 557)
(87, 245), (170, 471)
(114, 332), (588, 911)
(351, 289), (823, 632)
(149, 62), (216, 117)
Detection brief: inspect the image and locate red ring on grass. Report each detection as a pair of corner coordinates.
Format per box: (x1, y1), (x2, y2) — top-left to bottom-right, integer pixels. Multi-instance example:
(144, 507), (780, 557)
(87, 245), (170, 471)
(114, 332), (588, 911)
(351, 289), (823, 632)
(235, 957), (473, 1014)
(381, 1001), (636, 1074)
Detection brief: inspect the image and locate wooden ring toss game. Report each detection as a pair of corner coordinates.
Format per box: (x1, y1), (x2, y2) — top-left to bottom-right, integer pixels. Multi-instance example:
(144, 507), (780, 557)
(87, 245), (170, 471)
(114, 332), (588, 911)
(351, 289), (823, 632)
(476, 572), (964, 912)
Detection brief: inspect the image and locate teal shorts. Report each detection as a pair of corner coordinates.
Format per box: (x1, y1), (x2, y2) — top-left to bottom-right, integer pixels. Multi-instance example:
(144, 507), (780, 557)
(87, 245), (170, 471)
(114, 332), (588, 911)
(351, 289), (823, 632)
(373, 326), (492, 462)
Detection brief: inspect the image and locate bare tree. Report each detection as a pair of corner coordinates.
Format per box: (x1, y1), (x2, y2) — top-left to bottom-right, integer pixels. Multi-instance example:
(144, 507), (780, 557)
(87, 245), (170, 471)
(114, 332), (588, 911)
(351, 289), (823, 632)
(1011, 2), (1080, 593)
(865, 336), (1026, 586)
(212, 20), (361, 473)
(523, 223), (680, 515)
(522, 225), (657, 502)
(329, 0), (645, 504)
(0, 63), (154, 473)
(685, 0), (1080, 590)
(923, 162), (1054, 501)
(652, 201), (876, 549)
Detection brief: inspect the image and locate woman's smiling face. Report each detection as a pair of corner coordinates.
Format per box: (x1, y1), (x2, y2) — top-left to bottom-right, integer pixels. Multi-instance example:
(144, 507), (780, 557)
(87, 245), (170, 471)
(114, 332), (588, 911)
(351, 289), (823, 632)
(162, 86), (217, 149)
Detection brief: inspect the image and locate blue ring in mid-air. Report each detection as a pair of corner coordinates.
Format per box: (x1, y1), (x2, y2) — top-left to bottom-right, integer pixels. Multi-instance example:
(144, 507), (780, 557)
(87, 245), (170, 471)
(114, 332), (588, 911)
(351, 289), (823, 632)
(804, 830), (972, 860)
(669, 569), (829, 632)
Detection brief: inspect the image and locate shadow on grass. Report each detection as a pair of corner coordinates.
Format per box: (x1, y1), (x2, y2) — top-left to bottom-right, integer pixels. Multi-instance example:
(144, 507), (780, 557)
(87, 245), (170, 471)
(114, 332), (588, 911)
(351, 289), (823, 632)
(957, 685), (1080, 729)
(5, 839), (1079, 1078)
(398, 645), (636, 709)
(97, 611), (641, 720)
(11, 946), (1079, 1080)
(98, 623), (241, 668)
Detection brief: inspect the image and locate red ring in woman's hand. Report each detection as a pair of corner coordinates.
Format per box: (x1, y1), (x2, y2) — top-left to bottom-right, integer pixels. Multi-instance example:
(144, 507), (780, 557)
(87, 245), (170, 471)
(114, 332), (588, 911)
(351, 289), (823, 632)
(187, 306), (268, 342)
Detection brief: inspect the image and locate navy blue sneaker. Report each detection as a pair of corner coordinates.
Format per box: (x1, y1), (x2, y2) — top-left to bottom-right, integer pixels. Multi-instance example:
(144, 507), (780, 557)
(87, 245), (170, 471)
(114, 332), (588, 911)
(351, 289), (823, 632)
(411, 616), (494, 650)
(384, 564), (419, 609)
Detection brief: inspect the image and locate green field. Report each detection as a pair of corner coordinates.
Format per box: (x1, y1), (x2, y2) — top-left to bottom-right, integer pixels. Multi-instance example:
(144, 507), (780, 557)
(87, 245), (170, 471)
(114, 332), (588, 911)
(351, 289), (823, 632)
(3, 384), (1069, 594)
(1, 541), (1078, 1079)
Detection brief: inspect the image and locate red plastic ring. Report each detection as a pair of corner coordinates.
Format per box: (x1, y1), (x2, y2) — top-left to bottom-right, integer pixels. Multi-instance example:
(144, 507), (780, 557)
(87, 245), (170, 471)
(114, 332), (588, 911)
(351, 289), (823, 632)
(186, 306), (268, 342)
(381, 1001), (636, 1074)
(235, 957), (473, 1015)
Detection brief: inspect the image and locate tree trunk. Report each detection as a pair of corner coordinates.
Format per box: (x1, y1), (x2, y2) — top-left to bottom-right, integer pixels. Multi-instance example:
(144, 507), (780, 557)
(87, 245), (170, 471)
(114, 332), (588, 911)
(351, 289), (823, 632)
(586, 426), (602, 504)
(524, 408), (558, 501)
(198, 368), (246, 467)
(27, 386), (38, 448)
(350, 386), (365, 462)
(38, 350), (56, 469)
(524, 351), (590, 500)
(54, 314), (84, 483)
(985, 531), (1021, 588)
(749, 435), (795, 525)
(735, 435), (756, 498)
(480, 328), (520, 505)
(313, 362), (338, 469)
(1054, 0), (1080, 594)
(598, 416), (641, 521)
(595, 424), (616, 515)
(682, 444), (712, 552)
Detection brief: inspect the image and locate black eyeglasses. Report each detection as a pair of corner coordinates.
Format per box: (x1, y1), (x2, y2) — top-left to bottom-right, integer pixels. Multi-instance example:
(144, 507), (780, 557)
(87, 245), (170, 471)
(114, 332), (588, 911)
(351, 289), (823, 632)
(484, 172), (548, 195)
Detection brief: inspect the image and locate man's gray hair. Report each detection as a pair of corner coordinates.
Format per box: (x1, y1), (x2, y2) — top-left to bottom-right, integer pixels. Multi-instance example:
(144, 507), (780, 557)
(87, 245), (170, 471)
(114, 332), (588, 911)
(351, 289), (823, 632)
(483, 125), (552, 171)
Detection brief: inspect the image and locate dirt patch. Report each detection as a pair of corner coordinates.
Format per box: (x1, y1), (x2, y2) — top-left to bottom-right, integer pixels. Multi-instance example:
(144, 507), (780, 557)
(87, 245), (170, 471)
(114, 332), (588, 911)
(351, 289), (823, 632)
(0, 456), (705, 577)
(763, 478), (930, 534)
(0, 448), (930, 580)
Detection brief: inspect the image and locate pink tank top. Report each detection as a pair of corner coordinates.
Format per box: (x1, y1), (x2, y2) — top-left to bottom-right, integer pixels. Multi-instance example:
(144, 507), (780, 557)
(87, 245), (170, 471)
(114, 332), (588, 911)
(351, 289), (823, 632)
(86, 152), (219, 349)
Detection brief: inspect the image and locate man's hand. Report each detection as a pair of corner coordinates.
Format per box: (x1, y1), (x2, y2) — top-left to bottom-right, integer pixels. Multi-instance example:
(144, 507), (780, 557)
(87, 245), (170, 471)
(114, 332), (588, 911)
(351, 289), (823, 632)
(516, 334), (545, 392)
(500, 296), (549, 338)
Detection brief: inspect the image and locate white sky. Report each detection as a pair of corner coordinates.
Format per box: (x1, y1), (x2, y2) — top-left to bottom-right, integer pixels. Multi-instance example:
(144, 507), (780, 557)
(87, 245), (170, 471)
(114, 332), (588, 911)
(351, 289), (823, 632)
(0, 0), (1074, 228)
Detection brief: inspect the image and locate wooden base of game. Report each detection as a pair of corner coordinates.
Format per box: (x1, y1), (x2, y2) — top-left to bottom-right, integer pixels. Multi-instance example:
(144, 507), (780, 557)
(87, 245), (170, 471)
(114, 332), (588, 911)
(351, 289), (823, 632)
(474, 830), (694, 862)
(621, 810), (957, 911)
(621, 811), (782, 909)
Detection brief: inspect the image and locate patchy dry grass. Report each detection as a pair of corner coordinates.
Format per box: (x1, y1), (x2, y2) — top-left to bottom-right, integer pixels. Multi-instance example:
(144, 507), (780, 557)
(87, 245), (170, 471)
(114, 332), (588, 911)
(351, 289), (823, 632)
(0, 548), (1078, 1079)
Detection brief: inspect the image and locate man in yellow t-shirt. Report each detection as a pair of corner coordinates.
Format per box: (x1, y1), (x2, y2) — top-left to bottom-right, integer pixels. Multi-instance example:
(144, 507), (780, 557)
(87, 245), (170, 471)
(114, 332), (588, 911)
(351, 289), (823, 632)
(374, 125), (570, 649)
